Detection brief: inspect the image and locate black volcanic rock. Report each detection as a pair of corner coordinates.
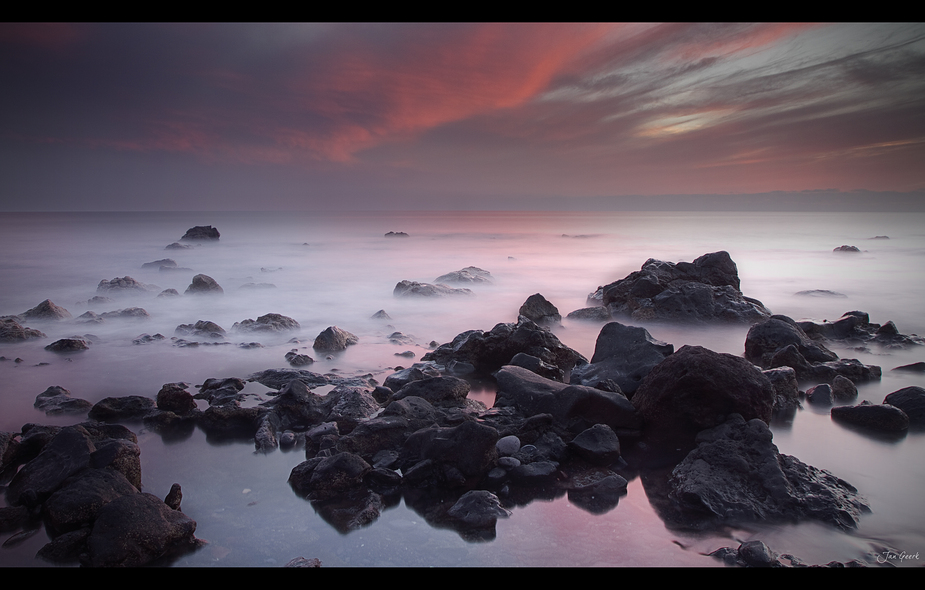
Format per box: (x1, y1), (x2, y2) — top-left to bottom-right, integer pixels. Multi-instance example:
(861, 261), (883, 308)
(181, 225), (220, 241)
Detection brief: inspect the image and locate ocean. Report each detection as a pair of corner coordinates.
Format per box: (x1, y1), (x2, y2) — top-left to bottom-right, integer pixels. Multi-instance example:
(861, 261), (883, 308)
(1, 210), (923, 567)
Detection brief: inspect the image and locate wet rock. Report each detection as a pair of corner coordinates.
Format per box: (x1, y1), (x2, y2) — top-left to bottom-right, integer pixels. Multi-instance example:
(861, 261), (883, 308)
(88, 396), (156, 422)
(667, 414), (869, 531)
(566, 470), (628, 514)
(34, 386), (93, 416)
(566, 306), (613, 321)
(509, 352), (564, 381)
(97, 276), (159, 295)
(21, 299), (72, 320)
(156, 383), (198, 415)
(0, 317), (46, 342)
(632, 345), (775, 443)
(184, 274), (223, 295)
(313, 326), (359, 351)
(285, 349), (314, 366)
(181, 225), (220, 240)
(85, 492), (198, 566)
(762, 367), (801, 414)
(891, 362), (925, 373)
(831, 401), (909, 432)
(434, 266), (493, 284)
(398, 421), (499, 484)
(44, 338), (90, 353)
(806, 383), (834, 406)
(175, 320), (226, 339)
(391, 376), (471, 406)
(393, 280), (474, 297)
(289, 452), (372, 502)
(44, 467), (140, 534)
(383, 362), (442, 392)
(745, 316), (838, 368)
(519, 293), (561, 326)
(422, 316), (586, 378)
(446, 490), (510, 529)
(831, 375), (858, 402)
(142, 258), (177, 269)
(232, 313), (300, 333)
(493, 365), (642, 436)
(883, 386), (925, 426)
(567, 424), (621, 465)
(589, 251), (770, 323)
(833, 245), (860, 252)
(570, 321), (673, 395)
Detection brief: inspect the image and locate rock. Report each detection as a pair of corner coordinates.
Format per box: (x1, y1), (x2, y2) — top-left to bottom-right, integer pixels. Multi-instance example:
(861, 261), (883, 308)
(422, 316), (587, 378)
(805, 384), (834, 406)
(164, 483), (182, 510)
(88, 396), (156, 422)
(34, 386), (92, 416)
(142, 258), (177, 269)
(567, 424), (621, 465)
(157, 288), (180, 298)
(831, 401), (909, 432)
(180, 225), (220, 240)
(632, 345), (775, 443)
(569, 321), (673, 395)
(794, 290), (847, 298)
(43, 467), (139, 533)
(232, 313), (300, 333)
(370, 309), (392, 320)
(566, 306), (613, 321)
(509, 352), (564, 381)
(393, 280), (473, 297)
(391, 376), (471, 406)
(882, 386), (925, 426)
(493, 365), (642, 436)
(447, 490), (510, 528)
(100, 307), (150, 320)
(589, 251), (770, 323)
(44, 338), (90, 353)
(97, 276), (159, 295)
(156, 383), (197, 415)
(434, 267), (493, 284)
(398, 421), (499, 484)
(892, 362), (925, 373)
(762, 367), (801, 414)
(383, 362), (442, 392)
(833, 245), (860, 252)
(0, 317), (46, 342)
(384, 231), (409, 238)
(313, 326), (359, 352)
(184, 274), (223, 295)
(285, 349), (314, 367)
(288, 452), (371, 502)
(165, 242), (193, 250)
(21, 299), (71, 320)
(175, 320), (225, 339)
(6, 425), (96, 507)
(667, 414), (870, 530)
(518, 293), (561, 326)
(745, 316), (838, 368)
(798, 311), (924, 349)
(831, 375), (858, 402)
(567, 471), (628, 514)
(86, 492), (198, 566)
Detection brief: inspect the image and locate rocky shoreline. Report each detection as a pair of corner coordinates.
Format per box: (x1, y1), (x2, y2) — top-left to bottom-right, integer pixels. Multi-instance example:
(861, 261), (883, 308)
(2, 228), (923, 567)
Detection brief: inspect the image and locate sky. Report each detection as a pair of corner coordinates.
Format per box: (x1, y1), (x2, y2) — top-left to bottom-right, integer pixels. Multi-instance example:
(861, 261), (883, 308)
(1, 22), (924, 211)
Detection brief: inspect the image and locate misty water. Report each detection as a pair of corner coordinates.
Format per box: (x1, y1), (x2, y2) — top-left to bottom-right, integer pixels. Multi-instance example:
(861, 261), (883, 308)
(1, 210), (924, 567)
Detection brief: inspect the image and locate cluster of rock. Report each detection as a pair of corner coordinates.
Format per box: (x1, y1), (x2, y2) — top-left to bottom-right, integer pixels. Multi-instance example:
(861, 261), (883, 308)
(0, 421), (199, 566)
(796, 311), (925, 350)
(710, 540), (869, 567)
(585, 251), (771, 323)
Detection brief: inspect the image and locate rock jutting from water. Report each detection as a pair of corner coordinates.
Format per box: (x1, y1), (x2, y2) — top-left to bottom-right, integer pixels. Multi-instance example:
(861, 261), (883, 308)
(0, 317), (46, 342)
(180, 225), (220, 241)
(184, 274), (223, 295)
(586, 251), (771, 323)
(20, 299), (72, 321)
(518, 293), (561, 327)
(96, 276), (160, 296)
(434, 267), (493, 284)
(393, 280), (474, 298)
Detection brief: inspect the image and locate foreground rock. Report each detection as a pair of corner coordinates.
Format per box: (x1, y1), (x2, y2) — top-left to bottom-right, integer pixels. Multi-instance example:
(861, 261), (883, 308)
(587, 251), (770, 323)
(569, 322), (673, 395)
(180, 225), (220, 240)
(666, 414), (870, 531)
(393, 280), (474, 298)
(632, 345), (775, 443)
(422, 316), (587, 378)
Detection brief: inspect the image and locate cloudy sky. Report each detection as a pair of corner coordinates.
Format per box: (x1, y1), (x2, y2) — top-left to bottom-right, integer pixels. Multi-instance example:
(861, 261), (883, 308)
(2, 22), (924, 211)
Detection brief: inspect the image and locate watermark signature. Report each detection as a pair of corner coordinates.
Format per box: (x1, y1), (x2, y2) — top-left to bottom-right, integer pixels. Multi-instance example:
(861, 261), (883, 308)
(876, 550), (920, 564)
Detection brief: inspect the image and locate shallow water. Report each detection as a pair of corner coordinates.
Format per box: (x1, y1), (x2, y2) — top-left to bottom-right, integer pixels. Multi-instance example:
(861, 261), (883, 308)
(1, 210), (923, 567)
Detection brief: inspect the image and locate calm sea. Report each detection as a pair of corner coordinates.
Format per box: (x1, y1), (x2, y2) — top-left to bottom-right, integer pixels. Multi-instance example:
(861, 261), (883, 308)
(1, 210), (923, 566)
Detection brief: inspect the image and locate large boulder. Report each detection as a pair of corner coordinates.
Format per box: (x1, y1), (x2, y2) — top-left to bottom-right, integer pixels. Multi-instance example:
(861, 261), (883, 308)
(588, 251), (770, 323)
(569, 322), (673, 395)
(667, 414), (870, 531)
(745, 316), (838, 368)
(632, 345), (775, 442)
(86, 492), (198, 566)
